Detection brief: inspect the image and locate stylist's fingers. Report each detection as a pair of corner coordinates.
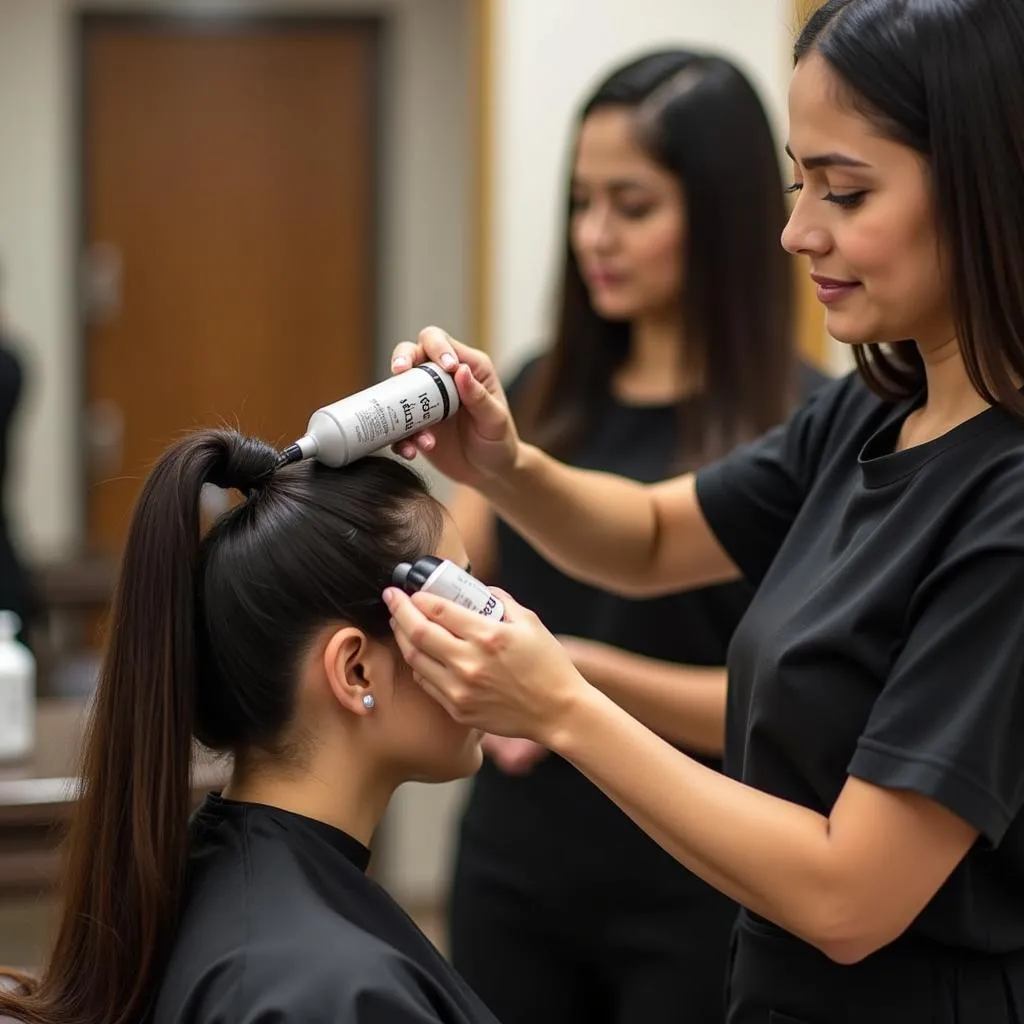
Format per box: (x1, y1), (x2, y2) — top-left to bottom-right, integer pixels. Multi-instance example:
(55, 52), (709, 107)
(488, 736), (548, 775)
(389, 339), (422, 374)
(385, 588), (464, 661)
(388, 338), (428, 461)
(409, 327), (503, 392)
(389, 327), (458, 375)
(394, 635), (440, 683)
(451, 365), (511, 442)
(486, 588), (539, 626)
(411, 668), (466, 722)
(416, 326), (460, 372)
(408, 588), (507, 643)
(392, 436), (434, 461)
(389, 609), (479, 720)
(393, 627), (480, 724)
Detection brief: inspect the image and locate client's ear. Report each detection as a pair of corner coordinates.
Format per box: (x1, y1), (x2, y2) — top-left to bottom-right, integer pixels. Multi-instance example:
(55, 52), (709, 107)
(323, 627), (382, 717)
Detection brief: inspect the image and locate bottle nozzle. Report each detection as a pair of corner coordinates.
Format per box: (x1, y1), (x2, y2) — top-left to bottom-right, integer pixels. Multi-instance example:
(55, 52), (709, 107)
(392, 562), (413, 591)
(277, 444), (303, 467)
(277, 434), (318, 467)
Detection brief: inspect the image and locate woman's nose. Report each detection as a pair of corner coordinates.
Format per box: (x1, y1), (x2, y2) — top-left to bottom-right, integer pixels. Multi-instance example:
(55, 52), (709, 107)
(781, 193), (830, 258)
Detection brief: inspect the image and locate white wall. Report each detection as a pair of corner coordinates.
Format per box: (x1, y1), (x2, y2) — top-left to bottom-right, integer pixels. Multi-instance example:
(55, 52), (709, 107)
(0, 1), (76, 561)
(486, 0), (800, 376)
(0, 0), (472, 562)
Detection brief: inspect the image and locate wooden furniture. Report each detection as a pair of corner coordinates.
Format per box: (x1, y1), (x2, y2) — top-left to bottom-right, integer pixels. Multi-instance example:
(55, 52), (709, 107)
(27, 554), (116, 699)
(0, 700), (227, 898)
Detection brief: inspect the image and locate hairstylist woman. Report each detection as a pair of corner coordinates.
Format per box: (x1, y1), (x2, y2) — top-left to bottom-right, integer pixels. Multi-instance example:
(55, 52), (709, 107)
(386, 1), (1024, 1019)
(446, 48), (825, 1024)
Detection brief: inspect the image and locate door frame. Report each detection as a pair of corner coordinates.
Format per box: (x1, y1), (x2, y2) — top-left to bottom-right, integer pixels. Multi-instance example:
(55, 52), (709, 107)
(73, 9), (385, 541)
(470, 0), (494, 354)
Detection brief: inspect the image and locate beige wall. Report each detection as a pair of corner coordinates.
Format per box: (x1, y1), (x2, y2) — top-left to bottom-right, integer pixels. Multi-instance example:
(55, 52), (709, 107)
(0, 0), (472, 562)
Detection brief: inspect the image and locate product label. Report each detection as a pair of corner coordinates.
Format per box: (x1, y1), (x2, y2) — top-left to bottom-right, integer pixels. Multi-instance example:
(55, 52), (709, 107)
(400, 391), (441, 431)
(477, 593), (503, 619)
(351, 399), (391, 445)
(323, 365), (454, 464)
(432, 567), (504, 619)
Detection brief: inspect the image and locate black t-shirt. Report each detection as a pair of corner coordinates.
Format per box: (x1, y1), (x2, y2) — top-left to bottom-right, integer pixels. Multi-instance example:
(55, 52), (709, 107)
(458, 358), (828, 909)
(153, 795), (499, 1024)
(696, 371), (1024, 952)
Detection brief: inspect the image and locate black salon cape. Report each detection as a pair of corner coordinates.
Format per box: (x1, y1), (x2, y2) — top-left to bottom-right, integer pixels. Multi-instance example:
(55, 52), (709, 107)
(152, 795), (500, 1024)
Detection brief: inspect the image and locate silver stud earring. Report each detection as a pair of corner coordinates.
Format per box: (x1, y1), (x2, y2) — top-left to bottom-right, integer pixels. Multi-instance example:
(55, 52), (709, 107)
(362, 693), (376, 711)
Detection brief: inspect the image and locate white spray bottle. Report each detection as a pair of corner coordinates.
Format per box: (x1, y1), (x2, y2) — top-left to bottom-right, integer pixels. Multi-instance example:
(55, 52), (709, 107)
(392, 557), (505, 620)
(0, 612), (35, 762)
(279, 362), (459, 468)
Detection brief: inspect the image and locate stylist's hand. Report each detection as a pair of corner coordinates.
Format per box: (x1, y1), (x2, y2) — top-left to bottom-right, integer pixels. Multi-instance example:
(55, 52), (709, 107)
(481, 734), (549, 775)
(383, 585), (586, 743)
(389, 327), (519, 486)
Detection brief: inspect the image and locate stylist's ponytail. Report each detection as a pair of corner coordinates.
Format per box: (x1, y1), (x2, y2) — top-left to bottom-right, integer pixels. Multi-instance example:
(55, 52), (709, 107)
(0, 431), (271, 1024)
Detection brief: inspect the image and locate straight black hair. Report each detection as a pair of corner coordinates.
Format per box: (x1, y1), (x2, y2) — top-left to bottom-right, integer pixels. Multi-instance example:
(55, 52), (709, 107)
(796, 0), (1024, 416)
(0, 432), (442, 1024)
(516, 48), (797, 467)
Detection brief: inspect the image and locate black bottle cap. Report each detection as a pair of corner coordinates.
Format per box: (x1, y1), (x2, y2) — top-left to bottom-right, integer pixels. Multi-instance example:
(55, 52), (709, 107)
(391, 555), (443, 594)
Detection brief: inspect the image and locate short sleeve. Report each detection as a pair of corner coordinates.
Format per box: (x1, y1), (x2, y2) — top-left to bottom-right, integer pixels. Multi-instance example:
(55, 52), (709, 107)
(694, 374), (842, 585)
(849, 478), (1024, 846)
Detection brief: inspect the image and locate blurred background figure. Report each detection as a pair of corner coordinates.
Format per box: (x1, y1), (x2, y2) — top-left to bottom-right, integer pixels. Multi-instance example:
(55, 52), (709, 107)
(446, 49), (827, 1024)
(0, 263), (32, 647)
(0, 0), (832, 978)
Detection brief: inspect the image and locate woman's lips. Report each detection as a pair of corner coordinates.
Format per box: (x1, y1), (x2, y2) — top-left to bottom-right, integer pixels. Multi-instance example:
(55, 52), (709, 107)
(811, 273), (861, 305)
(587, 269), (626, 289)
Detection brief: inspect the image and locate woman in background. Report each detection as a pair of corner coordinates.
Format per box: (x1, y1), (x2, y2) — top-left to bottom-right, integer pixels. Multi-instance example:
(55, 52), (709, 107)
(0, 262), (33, 645)
(0, 433), (500, 1024)
(446, 50), (827, 1024)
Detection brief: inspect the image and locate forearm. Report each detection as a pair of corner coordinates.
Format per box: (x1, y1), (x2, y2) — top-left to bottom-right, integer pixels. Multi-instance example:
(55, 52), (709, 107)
(545, 686), (847, 950)
(575, 643), (726, 755)
(480, 443), (660, 595)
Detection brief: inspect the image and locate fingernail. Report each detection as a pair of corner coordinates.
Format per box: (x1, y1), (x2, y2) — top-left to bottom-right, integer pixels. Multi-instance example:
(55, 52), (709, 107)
(392, 357), (410, 371)
(382, 589), (396, 607)
(401, 445), (416, 460)
(441, 353), (457, 370)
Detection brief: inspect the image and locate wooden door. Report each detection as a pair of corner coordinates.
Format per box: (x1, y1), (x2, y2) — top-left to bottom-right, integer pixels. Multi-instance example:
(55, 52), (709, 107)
(81, 17), (379, 555)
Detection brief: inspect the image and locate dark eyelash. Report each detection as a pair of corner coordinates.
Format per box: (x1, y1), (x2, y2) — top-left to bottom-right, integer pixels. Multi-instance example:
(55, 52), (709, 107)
(825, 190), (867, 208)
(783, 183), (867, 209)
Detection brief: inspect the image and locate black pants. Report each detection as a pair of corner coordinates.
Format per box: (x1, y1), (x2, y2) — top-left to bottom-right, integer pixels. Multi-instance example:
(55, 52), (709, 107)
(726, 911), (1024, 1023)
(450, 846), (737, 1024)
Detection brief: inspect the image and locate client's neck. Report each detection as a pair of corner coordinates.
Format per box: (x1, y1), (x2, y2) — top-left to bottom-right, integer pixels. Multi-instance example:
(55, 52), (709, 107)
(223, 744), (394, 848)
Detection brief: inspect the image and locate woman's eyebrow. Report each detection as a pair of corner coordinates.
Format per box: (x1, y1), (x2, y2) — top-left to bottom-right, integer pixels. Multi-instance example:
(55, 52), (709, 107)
(785, 142), (871, 170)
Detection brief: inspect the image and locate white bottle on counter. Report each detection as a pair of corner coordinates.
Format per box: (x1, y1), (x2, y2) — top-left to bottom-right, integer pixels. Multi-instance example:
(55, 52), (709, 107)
(0, 611), (35, 762)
